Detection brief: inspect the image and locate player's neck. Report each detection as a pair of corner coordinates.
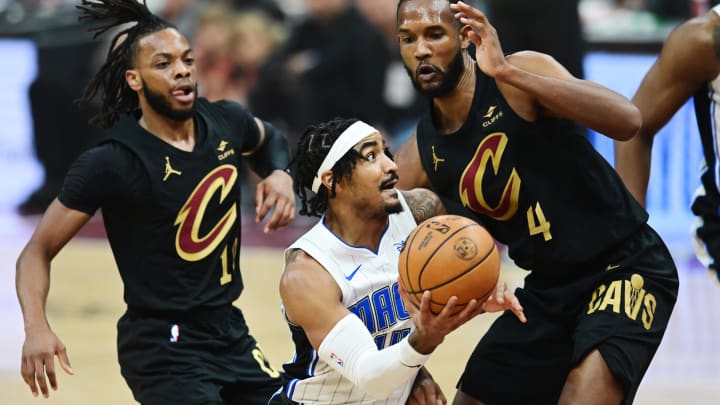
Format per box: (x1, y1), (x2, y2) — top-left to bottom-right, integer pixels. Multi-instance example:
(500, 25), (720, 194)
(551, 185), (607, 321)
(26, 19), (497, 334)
(324, 207), (389, 252)
(138, 108), (196, 152)
(432, 54), (476, 135)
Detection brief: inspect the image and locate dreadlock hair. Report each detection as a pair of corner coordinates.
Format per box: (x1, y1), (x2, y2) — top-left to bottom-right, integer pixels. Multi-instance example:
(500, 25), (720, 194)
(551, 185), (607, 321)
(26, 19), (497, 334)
(75, 0), (177, 128)
(292, 118), (366, 218)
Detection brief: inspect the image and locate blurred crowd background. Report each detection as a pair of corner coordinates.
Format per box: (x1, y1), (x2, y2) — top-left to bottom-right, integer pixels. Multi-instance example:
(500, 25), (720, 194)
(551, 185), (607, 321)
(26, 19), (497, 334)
(0, 0), (710, 221)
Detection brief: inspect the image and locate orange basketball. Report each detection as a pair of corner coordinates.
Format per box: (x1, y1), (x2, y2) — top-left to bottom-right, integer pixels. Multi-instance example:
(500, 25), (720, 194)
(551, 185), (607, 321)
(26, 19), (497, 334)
(398, 215), (500, 314)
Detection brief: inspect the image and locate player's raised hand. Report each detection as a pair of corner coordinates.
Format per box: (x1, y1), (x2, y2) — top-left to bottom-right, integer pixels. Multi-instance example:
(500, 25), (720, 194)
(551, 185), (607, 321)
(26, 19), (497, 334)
(451, 1), (507, 78)
(21, 327), (74, 398)
(255, 169), (295, 233)
(481, 281), (526, 323)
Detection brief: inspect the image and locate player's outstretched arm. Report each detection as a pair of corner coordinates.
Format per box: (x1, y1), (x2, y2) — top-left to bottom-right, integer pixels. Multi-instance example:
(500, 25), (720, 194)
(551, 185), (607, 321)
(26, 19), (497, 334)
(450, 1), (640, 141)
(16, 199), (91, 398)
(615, 15), (720, 207)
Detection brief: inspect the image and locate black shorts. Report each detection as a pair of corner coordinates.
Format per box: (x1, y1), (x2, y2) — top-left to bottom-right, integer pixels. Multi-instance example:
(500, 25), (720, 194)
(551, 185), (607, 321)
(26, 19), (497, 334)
(117, 305), (282, 405)
(457, 225), (679, 405)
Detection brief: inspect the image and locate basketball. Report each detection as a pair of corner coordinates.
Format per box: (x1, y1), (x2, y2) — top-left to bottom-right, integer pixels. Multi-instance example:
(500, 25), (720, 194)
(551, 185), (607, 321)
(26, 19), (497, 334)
(398, 215), (500, 314)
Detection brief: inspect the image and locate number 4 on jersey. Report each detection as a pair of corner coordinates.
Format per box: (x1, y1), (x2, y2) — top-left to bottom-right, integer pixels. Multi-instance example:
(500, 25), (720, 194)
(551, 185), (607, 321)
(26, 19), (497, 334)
(527, 202), (552, 241)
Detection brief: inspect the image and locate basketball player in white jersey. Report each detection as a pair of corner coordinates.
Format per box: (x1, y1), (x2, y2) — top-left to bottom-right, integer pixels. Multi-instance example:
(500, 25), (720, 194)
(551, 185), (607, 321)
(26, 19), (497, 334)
(615, 3), (720, 286)
(269, 118), (526, 404)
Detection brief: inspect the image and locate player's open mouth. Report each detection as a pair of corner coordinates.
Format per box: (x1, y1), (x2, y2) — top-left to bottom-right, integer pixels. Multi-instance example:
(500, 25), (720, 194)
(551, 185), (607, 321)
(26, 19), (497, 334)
(380, 175), (398, 190)
(417, 64), (439, 82)
(172, 84), (195, 103)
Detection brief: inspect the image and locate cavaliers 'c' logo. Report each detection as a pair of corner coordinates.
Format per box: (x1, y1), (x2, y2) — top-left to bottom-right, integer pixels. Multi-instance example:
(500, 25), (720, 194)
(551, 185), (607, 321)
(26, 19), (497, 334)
(459, 132), (520, 221)
(174, 164), (238, 261)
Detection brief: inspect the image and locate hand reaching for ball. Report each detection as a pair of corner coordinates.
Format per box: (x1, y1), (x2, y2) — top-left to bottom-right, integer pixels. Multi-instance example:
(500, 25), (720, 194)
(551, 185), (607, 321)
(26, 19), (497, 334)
(480, 281), (527, 323)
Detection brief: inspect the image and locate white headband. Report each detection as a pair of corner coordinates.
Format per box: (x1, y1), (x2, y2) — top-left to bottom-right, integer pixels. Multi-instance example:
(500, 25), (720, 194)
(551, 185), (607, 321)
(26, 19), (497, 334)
(311, 120), (379, 193)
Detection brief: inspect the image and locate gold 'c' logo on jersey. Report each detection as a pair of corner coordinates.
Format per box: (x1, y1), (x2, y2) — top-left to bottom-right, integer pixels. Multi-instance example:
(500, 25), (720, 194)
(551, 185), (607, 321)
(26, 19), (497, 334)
(174, 164), (238, 261)
(459, 132), (520, 221)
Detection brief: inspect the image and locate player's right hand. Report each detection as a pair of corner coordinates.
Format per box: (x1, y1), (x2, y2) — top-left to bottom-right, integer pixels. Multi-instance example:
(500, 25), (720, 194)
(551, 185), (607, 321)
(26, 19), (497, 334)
(21, 327), (74, 398)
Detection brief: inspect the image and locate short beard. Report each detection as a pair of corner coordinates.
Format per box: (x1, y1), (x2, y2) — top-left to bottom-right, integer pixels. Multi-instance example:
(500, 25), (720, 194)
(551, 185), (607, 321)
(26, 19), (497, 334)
(384, 201), (403, 215)
(142, 79), (196, 122)
(407, 49), (465, 98)
(380, 173), (401, 215)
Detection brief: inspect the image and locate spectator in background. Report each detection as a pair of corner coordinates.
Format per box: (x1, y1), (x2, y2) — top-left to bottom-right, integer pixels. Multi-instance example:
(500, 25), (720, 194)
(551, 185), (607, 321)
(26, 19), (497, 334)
(231, 10), (286, 103)
(229, 0), (286, 22)
(356, 0), (425, 149)
(193, 5), (242, 103)
(614, 0), (694, 19)
(192, 5), (286, 104)
(15, 0), (102, 216)
(250, 0), (388, 142)
(193, 4), (287, 210)
(151, 0), (209, 41)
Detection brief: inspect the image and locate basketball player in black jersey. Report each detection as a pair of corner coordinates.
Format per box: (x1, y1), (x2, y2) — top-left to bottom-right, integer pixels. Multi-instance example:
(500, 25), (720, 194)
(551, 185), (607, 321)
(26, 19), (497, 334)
(394, 1), (679, 404)
(615, 5), (720, 286)
(15, 1), (294, 403)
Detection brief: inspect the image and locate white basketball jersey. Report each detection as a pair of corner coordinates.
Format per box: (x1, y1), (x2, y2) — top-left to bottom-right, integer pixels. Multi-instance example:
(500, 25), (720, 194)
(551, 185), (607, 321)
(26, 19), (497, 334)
(279, 191), (418, 404)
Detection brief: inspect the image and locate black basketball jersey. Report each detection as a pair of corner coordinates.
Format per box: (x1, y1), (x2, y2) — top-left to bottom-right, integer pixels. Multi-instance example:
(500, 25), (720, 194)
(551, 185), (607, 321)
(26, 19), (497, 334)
(415, 68), (648, 272)
(64, 98), (257, 312)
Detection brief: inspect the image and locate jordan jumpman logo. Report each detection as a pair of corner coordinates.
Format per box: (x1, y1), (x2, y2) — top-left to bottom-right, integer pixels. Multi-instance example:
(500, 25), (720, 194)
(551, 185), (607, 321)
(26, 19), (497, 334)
(432, 146), (445, 172)
(163, 156), (182, 181)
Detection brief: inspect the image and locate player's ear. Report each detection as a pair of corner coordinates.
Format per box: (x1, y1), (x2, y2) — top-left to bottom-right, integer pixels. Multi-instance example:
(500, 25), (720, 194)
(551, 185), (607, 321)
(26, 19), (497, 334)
(320, 170), (334, 192)
(126, 69), (142, 92)
(459, 24), (473, 49)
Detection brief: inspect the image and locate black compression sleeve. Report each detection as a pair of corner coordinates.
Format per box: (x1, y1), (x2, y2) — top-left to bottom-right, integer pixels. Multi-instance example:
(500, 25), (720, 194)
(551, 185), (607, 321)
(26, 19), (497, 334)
(244, 120), (291, 178)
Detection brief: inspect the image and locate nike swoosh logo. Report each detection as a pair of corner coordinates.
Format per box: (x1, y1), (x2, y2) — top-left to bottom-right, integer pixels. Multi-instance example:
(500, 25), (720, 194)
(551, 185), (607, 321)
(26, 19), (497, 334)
(606, 264), (621, 271)
(344, 265), (362, 281)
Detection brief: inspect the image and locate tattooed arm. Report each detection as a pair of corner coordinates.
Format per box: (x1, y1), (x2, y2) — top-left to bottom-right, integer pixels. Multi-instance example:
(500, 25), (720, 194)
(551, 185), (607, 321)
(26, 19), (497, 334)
(401, 188), (446, 223)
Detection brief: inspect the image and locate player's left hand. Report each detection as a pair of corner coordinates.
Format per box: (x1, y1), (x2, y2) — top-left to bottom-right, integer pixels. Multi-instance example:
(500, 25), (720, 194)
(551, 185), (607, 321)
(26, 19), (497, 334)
(255, 169), (295, 233)
(408, 367), (447, 405)
(481, 281), (527, 323)
(451, 1), (507, 78)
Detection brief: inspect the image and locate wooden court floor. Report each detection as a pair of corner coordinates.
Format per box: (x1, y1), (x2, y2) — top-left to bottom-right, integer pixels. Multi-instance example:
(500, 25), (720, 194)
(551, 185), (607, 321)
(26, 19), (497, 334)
(0, 227), (718, 404)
